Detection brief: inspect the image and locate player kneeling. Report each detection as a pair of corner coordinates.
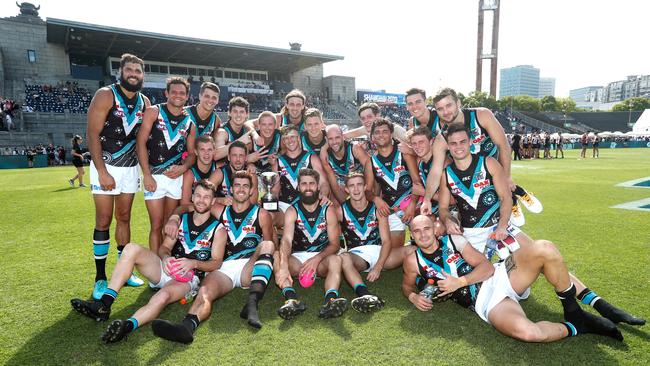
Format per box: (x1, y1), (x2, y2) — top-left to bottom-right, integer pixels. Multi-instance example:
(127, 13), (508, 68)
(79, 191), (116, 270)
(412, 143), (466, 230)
(337, 173), (415, 312)
(152, 171), (275, 344)
(70, 180), (221, 343)
(403, 215), (624, 343)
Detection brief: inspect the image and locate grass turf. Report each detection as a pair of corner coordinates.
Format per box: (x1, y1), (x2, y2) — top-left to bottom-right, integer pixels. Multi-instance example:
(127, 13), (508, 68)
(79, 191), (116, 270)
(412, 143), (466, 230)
(0, 148), (649, 365)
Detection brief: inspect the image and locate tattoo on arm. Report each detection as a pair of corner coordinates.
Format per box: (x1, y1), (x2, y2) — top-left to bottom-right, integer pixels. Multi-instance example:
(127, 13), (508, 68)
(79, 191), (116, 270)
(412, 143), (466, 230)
(505, 255), (517, 274)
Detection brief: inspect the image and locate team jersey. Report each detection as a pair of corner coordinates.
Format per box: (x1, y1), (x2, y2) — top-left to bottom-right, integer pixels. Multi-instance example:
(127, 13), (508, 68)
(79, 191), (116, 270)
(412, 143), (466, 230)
(411, 107), (442, 138)
(445, 154), (500, 228)
(189, 161), (217, 182)
(172, 212), (220, 279)
(215, 164), (235, 198)
(146, 104), (193, 175)
(253, 129), (281, 173)
(371, 141), (413, 209)
(418, 155), (439, 215)
(222, 121), (249, 143)
(441, 109), (498, 158)
(301, 130), (327, 155)
(292, 200), (330, 252)
(327, 141), (363, 186)
(278, 150), (312, 204)
(186, 105), (219, 137)
(99, 84), (145, 167)
(415, 235), (480, 309)
(280, 113), (305, 131)
(340, 200), (380, 249)
(219, 204), (264, 261)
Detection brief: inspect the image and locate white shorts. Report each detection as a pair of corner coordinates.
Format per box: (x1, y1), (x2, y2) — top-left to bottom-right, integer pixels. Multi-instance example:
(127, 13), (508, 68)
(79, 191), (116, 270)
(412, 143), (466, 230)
(388, 212), (406, 232)
(474, 261), (530, 323)
(347, 245), (381, 272)
(144, 174), (182, 200)
(291, 251), (319, 264)
(150, 259), (201, 293)
(90, 161), (140, 195)
(463, 224), (521, 255)
(218, 258), (250, 289)
(278, 201), (291, 213)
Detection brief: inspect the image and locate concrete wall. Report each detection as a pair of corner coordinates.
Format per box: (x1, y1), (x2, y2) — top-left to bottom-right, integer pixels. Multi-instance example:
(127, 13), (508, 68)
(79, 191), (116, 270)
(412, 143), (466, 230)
(0, 15), (71, 98)
(323, 75), (355, 103)
(290, 64), (323, 96)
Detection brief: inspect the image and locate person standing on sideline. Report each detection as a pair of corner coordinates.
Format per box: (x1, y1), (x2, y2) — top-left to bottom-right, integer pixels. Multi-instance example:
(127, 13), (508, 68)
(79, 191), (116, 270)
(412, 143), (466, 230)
(69, 135), (86, 187)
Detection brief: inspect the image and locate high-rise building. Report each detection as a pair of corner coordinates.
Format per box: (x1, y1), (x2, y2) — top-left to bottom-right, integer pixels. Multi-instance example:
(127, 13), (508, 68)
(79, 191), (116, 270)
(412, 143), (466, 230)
(569, 86), (602, 102)
(539, 77), (555, 97)
(499, 65), (540, 98)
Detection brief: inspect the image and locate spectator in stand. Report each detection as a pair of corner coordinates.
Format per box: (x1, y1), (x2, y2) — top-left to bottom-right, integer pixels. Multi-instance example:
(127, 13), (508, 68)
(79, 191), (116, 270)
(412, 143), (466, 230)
(69, 135), (86, 187)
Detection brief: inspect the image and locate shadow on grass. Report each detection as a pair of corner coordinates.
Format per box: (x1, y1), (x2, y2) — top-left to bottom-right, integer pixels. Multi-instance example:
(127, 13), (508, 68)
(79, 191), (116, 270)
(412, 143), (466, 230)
(399, 293), (628, 364)
(6, 289), (192, 365)
(51, 187), (78, 193)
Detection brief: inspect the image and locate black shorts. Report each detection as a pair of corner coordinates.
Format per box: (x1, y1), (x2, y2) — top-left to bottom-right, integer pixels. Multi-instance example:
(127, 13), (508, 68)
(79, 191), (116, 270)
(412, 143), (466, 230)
(73, 159), (83, 168)
(532, 144), (540, 149)
(593, 143), (599, 147)
(581, 143), (588, 147)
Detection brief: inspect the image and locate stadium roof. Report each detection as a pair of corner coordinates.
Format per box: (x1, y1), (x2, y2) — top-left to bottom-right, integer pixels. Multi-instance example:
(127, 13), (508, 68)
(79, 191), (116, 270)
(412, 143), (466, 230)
(46, 18), (343, 74)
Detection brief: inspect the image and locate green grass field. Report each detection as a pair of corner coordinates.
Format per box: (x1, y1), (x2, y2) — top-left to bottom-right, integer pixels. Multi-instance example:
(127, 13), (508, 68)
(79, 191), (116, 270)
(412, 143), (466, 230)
(1, 148), (649, 365)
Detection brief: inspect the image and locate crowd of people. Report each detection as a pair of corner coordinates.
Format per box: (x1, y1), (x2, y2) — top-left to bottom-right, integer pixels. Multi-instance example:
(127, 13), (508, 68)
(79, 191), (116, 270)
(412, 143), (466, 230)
(1, 97), (18, 130)
(23, 81), (93, 114)
(66, 54), (644, 347)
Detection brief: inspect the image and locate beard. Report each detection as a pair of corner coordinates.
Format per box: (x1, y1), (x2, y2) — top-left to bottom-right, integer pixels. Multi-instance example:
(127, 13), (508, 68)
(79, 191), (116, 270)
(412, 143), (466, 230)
(119, 73), (143, 93)
(300, 189), (320, 205)
(194, 203), (211, 214)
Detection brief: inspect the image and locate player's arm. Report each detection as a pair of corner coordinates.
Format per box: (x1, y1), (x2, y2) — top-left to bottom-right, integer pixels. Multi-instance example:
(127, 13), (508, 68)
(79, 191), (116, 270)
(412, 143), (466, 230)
(259, 208), (274, 243)
(342, 125), (367, 139)
(204, 227), (227, 272)
(244, 119), (261, 143)
(436, 236), (495, 298)
(213, 129), (229, 160)
(180, 170), (194, 206)
(247, 163), (260, 204)
(393, 124), (408, 142)
(180, 124), (197, 171)
(86, 88), (114, 189)
(478, 108), (513, 188)
(320, 150), (346, 204)
(421, 135), (448, 214)
(277, 207), (296, 285)
(403, 151), (424, 196)
(367, 212), (392, 282)
(310, 154), (330, 198)
(353, 144), (376, 199)
(402, 253), (432, 311)
(158, 224), (179, 260)
(137, 105), (158, 192)
(486, 156), (513, 240)
(210, 115), (223, 141)
(407, 117), (414, 130)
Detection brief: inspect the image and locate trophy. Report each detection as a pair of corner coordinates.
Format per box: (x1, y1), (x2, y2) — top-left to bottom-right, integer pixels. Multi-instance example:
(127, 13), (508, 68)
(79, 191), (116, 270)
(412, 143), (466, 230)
(260, 172), (280, 212)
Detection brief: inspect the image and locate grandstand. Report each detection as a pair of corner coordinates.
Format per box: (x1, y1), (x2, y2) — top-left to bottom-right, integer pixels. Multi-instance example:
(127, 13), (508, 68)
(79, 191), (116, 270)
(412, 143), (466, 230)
(0, 5), (356, 148)
(522, 111), (643, 133)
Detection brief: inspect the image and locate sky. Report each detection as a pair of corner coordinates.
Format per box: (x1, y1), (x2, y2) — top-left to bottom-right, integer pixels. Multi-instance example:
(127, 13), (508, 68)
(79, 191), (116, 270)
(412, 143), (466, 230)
(3, 0), (648, 97)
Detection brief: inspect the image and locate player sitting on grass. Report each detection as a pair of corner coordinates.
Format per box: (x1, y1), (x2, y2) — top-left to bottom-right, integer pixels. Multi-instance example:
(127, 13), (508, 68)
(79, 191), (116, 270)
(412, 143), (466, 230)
(70, 180), (221, 343)
(403, 215), (625, 343)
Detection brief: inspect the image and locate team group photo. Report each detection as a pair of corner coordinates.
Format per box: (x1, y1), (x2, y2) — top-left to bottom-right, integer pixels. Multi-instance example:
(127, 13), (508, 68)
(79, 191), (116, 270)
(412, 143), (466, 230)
(1, 1), (649, 365)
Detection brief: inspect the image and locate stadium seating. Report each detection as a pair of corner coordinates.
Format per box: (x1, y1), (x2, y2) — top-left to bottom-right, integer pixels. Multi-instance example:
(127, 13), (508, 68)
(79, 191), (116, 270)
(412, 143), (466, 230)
(569, 112), (643, 132)
(24, 83), (92, 114)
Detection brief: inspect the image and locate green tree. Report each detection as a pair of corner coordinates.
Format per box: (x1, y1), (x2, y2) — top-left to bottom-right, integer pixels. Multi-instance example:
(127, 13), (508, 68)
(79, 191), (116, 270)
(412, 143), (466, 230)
(497, 95), (540, 111)
(612, 97), (650, 111)
(463, 91), (498, 110)
(555, 97), (576, 113)
(540, 95), (558, 111)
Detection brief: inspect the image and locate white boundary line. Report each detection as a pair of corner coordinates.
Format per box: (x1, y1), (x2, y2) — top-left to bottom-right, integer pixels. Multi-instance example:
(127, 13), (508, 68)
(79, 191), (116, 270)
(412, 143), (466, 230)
(611, 197), (650, 212)
(616, 176), (650, 189)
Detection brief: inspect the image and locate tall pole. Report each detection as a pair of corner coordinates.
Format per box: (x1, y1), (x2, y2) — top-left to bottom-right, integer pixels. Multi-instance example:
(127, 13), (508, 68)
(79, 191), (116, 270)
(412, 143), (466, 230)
(476, 0), (484, 93)
(490, 3), (500, 98)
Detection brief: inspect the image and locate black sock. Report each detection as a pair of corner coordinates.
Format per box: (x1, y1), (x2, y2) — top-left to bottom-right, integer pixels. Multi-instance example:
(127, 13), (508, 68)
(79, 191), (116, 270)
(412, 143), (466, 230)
(324, 289), (338, 304)
(93, 229), (110, 282)
(124, 318), (138, 334)
(282, 287), (298, 300)
(580, 288), (646, 325)
(250, 254), (274, 301)
(117, 245), (125, 256)
(556, 283), (579, 314)
(182, 314), (200, 333)
(514, 185), (527, 197)
(354, 283), (371, 297)
(100, 288), (118, 308)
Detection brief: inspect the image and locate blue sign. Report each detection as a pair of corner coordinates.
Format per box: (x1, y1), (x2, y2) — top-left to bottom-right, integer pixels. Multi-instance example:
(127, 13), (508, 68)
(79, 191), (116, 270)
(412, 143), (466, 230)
(357, 91), (406, 106)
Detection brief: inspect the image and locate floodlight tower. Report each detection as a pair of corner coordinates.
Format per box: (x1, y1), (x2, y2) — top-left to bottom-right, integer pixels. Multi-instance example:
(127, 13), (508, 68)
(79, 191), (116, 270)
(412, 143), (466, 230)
(476, 0), (500, 97)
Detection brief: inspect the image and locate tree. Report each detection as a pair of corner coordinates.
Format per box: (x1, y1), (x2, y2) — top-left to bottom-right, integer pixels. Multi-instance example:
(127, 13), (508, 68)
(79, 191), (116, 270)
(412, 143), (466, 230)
(497, 95), (540, 112)
(612, 97), (650, 111)
(540, 95), (558, 111)
(555, 97), (576, 113)
(463, 91), (498, 110)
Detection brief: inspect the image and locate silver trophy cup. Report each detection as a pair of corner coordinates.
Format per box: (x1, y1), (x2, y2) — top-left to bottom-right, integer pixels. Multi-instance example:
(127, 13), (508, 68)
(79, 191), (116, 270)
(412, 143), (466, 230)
(260, 172), (280, 212)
